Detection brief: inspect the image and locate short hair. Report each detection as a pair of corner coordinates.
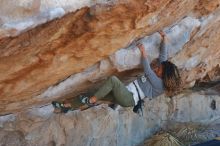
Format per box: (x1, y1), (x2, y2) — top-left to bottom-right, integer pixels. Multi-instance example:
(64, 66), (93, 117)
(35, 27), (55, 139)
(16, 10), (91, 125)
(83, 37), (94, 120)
(161, 61), (182, 97)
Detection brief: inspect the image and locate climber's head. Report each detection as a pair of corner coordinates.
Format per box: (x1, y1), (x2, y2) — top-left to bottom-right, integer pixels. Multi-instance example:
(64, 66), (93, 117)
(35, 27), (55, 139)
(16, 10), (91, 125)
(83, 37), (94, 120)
(153, 63), (163, 78)
(161, 61), (182, 96)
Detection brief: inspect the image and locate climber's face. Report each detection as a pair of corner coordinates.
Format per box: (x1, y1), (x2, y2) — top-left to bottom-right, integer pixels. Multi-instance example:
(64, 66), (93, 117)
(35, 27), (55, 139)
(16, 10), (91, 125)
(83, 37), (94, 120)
(153, 64), (163, 78)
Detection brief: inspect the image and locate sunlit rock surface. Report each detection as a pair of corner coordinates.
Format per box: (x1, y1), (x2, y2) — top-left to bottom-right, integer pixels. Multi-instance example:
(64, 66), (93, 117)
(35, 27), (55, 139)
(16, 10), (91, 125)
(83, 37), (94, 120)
(0, 0), (120, 38)
(0, 0), (220, 145)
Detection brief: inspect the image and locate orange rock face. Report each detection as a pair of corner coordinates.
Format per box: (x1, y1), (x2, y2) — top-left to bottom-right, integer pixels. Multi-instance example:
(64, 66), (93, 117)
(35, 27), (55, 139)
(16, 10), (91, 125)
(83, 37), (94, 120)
(0, 0), (219, 114)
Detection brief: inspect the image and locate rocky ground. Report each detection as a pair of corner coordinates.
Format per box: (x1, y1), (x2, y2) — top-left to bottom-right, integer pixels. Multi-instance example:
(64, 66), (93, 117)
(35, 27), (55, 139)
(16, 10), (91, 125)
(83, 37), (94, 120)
(0, 0), (220, 114)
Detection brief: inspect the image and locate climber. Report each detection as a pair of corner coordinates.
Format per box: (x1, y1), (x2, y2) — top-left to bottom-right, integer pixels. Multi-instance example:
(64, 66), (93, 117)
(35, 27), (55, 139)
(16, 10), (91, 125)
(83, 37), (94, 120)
(56, 31), (181, 114)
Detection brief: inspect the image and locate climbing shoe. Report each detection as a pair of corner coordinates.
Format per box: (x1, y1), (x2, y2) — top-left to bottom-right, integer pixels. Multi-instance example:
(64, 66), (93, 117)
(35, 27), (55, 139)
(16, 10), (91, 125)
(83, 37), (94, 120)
(80, 96), (95, 107)
(52, 101), (70, 113)
(52, 101), (64, 108)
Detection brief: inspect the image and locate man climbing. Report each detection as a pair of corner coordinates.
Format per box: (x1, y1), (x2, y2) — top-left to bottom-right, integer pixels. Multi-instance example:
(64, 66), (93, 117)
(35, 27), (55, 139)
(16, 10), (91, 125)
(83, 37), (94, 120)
(53, 31), (181, 114)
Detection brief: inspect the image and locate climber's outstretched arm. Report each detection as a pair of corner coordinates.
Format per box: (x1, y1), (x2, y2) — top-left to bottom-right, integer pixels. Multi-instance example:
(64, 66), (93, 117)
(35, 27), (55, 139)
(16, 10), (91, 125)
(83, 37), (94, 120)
(158, 31), (168, 63)
(137, 44), (163, 89)
(137, 43), (153, 76)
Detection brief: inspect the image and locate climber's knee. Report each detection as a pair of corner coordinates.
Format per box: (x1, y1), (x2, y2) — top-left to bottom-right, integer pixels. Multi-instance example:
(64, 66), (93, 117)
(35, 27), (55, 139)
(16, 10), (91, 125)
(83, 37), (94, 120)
(109, 75), (119, 82)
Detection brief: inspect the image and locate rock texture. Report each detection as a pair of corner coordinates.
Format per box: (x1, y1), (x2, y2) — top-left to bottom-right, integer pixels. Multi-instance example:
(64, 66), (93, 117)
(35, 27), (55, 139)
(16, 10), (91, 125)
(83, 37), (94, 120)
(0, 1), (220, 145)
(0, 86), (219, 146)
(0, 0), (117, 38)
(0, 0), (220, 115)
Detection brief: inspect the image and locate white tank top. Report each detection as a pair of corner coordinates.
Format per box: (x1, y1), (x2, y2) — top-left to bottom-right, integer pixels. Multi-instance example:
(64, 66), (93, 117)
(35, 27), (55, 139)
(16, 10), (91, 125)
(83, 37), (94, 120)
(126, 80), (145, 105)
